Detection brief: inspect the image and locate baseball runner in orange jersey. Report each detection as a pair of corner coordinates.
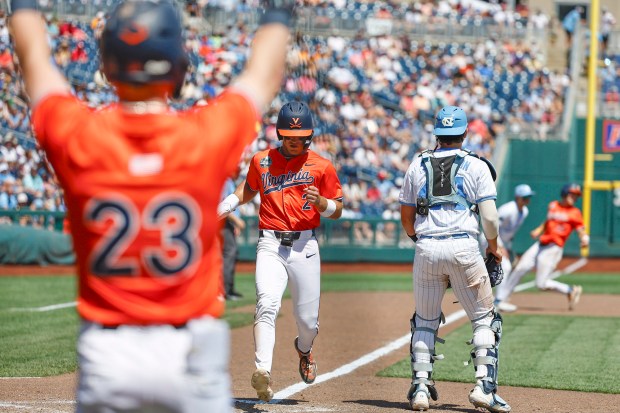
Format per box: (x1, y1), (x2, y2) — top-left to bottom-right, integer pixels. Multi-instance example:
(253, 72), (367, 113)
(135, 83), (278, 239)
(494, 183), (589, 311)
(218, 101), (343, 402)
(10, 0), (290, 411)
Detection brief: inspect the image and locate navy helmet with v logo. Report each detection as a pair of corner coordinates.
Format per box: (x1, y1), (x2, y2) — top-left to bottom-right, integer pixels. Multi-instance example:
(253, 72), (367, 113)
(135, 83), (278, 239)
(276, 101), (314, 144)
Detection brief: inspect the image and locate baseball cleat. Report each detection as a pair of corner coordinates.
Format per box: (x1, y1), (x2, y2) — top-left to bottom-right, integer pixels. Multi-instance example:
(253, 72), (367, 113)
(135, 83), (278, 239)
(495, 301), (517, 313)
(568, 285), (582, 310)
(469, 381), (511, 412)
(294, 337), (317, 384)
(251, 368), (274, 402)
(408, 383), (430, 411)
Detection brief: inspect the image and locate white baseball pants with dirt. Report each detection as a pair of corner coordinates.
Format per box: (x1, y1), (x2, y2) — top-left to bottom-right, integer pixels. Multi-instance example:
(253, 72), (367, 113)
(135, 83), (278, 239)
(412, 236), (496, 381)
(254, 229), (320, 373)
(495, 241), (570, 302)
(77, 316), (231, 413)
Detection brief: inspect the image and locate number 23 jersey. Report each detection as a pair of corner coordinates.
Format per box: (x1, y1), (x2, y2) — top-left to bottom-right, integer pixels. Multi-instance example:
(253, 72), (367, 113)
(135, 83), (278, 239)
(246, 148), (343, 231)
(32, 92), (259, 325)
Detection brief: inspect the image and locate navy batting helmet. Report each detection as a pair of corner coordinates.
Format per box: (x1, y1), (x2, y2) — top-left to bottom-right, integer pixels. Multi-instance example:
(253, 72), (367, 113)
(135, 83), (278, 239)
(100, 0), (189, 98)
(561, 183), (582, 197)
(276, 101), (314, 145)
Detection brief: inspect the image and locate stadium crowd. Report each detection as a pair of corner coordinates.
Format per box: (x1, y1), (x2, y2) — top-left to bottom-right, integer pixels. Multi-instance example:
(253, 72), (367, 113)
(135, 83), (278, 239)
(0, 0), (616, 227)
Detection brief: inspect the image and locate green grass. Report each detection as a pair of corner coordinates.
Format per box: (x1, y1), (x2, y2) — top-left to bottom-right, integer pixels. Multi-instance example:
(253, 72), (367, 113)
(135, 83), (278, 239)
(0, 277), (78, 376)
(379, 314), (620, 394)
(1, 272), (620, 378)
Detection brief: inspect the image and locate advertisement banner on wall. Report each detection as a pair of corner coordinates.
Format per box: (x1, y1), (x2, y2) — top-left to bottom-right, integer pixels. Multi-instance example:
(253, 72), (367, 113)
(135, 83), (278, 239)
(602, 119), (620, 152)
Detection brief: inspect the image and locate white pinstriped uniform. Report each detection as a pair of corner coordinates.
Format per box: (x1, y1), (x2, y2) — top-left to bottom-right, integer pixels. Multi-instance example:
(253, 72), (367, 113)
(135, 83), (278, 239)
(497, 201), (529, 252)
(399, 148), (498, 385)
(479, 200), (529, 276)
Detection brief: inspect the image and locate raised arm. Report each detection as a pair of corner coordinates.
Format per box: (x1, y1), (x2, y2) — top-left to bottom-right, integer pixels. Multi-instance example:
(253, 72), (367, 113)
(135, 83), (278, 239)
(9, 1), (71, 106)
(231, 1), (293, 111)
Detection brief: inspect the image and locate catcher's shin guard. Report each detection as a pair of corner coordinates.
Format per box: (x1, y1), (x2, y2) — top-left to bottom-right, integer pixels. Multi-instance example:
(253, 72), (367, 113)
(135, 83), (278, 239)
(467, 310), (503, 394)
(408, 313), (445, 403)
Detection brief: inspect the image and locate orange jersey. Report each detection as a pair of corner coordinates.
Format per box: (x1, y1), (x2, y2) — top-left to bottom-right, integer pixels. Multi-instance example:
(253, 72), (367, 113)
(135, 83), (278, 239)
(539, 201), (584, 247)
(246, 148), (343, 231)
(32, 91), (259, 325)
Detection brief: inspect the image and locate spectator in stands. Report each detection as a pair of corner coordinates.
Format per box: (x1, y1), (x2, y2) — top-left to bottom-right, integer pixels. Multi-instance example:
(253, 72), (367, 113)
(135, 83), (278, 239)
(22, 166), (44, 199)
(0, 176), (18, 216)
(53, 38), (71, 68)
(0, 44), (14, 72)
(562, 6), (583, 46)
(4, 101), (29, 133)
(70, 41), (88, 63)
(529, 9), (549, 36)
(601, 7), (617, 57)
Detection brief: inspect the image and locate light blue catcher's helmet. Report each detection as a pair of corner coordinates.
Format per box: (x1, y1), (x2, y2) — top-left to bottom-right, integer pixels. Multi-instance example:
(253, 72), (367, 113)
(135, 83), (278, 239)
(433, 106), (468, 136)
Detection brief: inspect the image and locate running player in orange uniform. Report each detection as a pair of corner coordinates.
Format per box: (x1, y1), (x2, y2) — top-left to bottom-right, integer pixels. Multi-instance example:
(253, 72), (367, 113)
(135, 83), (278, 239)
(494, 183), (589, 311)
(218, 101), (343, 402)
(10, 0), (290, 411)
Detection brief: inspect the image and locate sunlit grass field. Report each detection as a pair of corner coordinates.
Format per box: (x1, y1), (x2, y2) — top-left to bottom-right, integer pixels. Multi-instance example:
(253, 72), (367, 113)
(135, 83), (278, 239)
(1, 270), (619, 392)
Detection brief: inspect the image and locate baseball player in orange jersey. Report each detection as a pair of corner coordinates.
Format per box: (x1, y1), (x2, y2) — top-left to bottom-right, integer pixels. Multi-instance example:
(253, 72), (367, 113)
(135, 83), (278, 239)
(400, 106), (510, 412)
(10, 0), (291, 411)
(218, 101), (343, 402)
(494, 183), (588, 312)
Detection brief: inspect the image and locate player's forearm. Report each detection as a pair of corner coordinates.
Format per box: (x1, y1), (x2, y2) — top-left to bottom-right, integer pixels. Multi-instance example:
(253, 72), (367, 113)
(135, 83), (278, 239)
(400, 205), (416, 236)
(479, 200), (499, 240)
(317, 196), (342, 219)
(233, 22), (289, 112)
(9, 6), (70, 104)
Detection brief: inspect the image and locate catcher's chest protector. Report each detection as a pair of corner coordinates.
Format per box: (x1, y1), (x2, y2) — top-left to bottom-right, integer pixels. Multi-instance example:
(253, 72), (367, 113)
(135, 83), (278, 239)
(419, 150), (472, 214)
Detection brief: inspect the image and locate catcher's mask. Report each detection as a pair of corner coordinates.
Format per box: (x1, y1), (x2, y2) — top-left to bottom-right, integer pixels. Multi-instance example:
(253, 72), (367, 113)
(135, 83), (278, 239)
(276, 101), (314, 147)
(561, 183), (582, 198)
(100, 0), (189, 99)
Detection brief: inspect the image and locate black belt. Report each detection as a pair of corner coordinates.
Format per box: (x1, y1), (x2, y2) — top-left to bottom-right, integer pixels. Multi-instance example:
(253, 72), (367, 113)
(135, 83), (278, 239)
(259, 229), (316, 247)
(101, 323), (187, 330)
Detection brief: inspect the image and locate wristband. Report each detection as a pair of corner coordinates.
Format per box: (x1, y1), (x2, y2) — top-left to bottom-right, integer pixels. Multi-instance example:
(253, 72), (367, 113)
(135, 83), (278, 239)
(319, 199), (337, 218)
(259, 8), (291, 27)
(217, 193), (240, 219)
(10, 0), (39, 13)
(409, 234), (418, 243)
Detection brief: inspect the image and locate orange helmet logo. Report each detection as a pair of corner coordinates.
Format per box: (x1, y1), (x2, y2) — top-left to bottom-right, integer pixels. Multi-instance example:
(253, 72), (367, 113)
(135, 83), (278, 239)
(119, 23), (149, 46)
(289, 118), (302, 128)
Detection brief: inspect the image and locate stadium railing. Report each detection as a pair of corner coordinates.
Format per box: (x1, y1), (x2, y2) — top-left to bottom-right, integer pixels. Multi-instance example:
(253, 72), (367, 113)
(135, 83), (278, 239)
(0, 210), (65, 231)
(0, 211), (415, 262)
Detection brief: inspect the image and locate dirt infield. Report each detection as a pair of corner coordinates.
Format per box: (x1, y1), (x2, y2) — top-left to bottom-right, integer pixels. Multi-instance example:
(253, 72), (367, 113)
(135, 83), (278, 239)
(1, 260), (620, 412)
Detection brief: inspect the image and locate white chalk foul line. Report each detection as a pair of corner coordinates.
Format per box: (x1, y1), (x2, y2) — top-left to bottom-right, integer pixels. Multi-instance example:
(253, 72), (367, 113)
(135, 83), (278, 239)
(8, 301), (76, 312)
(237, 309), (468, 405)
(239, 258), (589, 405)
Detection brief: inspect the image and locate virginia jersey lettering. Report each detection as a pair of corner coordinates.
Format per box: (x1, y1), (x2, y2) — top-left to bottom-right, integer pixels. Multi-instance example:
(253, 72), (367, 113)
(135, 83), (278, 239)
(247, 148), (343, 231)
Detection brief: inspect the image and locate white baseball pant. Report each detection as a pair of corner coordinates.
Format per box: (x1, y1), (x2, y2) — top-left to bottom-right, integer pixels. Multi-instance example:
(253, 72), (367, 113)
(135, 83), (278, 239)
(411, 236), (496, 381)
(77, 316), (231, 413)
(254, 229), (320, 373)
(495, 241), (569, 303)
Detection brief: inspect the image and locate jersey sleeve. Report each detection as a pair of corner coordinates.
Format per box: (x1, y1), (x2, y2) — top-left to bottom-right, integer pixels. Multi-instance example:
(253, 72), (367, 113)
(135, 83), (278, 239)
(319, 162), (343, 201)
(572, 208), (585, 230)
(245, 155), (261, 192)
(399, 160), (417, 206)
(474, 159), (497, 203)
(197, 90), (260, 177)
(31, 94), (89, 152)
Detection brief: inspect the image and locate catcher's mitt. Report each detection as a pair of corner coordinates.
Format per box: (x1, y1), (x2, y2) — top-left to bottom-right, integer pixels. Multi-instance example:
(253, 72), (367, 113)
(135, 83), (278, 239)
(485, 253), (504, 287)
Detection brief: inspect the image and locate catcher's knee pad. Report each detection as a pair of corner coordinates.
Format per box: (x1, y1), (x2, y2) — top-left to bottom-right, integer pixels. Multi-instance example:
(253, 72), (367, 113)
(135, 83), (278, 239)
(467, 310), (503, 394)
